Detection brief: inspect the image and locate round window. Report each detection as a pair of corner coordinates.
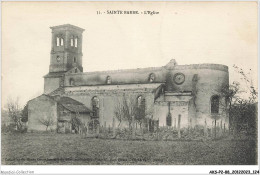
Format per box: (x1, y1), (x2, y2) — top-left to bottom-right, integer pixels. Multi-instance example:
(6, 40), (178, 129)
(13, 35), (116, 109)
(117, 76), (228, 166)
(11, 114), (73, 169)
(173, 73), (185, 85)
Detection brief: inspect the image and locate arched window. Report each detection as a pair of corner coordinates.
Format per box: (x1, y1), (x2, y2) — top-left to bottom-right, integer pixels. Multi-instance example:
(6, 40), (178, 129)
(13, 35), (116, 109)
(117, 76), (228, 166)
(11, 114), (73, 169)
(92, 97), (100, 118)
(166, 102), (172, 126)
(149, 73), (155, 82)
(178, 114), (181, 128)
(74, 68), (77, 73)
(69, 78), (75, 86)
(166, 113), (172, 126)
(56, 37), (60, 46)
(211, 95), (220, 114)
(137, 96), (145, 108)
(92, 96), (99, 108)
(60, 38), (64, 46)
(70, 38), (74, 46)
(73, 57), (76, 63)
(106, 76), (112, 84)
(75, 37), (78, 47)
(137, 96), (143, 107)
(136, 96), (145, 120)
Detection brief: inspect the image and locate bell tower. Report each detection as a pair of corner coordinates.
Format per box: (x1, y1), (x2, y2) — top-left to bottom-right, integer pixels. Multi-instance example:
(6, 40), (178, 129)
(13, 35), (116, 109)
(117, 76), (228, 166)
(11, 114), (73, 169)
(49, 24), (84, 72)
(44, 24), (84, 94)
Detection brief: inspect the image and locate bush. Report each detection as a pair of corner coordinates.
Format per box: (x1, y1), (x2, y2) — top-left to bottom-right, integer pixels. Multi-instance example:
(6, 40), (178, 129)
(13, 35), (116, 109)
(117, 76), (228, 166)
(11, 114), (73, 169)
(79, 124), (229, 141)
(1, 123), (27, 134)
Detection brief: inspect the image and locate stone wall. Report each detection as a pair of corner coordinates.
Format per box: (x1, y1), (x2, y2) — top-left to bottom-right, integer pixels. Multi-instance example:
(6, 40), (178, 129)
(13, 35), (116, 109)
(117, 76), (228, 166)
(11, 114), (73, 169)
(44, 77), (60, 94)
(49, 24), (84, 73)
(28, 95), (57, 131)
(63, 63), (228, 87)
(154, 100), (193, 128)
(60, 66), (229, 129)
(64, 90), (156, 128)
(64, 67), (165, 86)
(44, 59), (229, 130)
(192, 69), (229, 129)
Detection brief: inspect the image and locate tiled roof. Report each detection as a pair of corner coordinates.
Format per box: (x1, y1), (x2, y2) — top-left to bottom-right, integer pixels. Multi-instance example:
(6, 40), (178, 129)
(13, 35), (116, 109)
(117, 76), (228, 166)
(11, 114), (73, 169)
(48, 87), (65, 96)
(63, 61), (228, 87)
(65, 83), (163, 93)
(29, 94), (92, 113)
(57, 96), (92, 113)
(50, 24), (85, 32)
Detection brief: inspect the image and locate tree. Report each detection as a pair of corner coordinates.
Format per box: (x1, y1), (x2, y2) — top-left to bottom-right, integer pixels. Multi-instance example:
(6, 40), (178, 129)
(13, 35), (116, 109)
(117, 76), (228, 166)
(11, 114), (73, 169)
(221, 81), (241, 131)
(6, 97), (23, 131)
(135, 97), (146, 128)
(21, 103), (28, 123)
(114, 99), (124, 128)
(70, 114), (89, 136)
(38, 116), (55, 131)
(120, 95), (137, 129)
(114, 95), (139, 129)
(233, 65), (257, 103)
(232, 65), (257, 134)
(70, 114), (82, 133)
(222, 65), (258, 134)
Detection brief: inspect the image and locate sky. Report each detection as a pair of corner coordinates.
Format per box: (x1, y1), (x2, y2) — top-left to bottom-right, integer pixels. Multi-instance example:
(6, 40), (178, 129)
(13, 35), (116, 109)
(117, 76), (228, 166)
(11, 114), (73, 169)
(2, 2), (258, 107)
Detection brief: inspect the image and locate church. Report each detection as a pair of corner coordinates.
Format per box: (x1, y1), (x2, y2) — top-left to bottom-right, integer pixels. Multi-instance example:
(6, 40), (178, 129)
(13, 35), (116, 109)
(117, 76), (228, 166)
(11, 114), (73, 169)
(28, 24), (229, 133)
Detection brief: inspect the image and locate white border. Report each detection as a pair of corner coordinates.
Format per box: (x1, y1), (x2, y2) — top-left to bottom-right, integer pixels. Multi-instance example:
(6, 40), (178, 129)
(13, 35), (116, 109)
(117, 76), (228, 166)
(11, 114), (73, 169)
(1, 165), (260, 174)
(0, 0), (259, 175)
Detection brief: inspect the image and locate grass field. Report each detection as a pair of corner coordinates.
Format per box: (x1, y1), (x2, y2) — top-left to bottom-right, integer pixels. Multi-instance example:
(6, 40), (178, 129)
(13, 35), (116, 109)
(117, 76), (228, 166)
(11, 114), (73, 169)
(1, 133), (257, 165)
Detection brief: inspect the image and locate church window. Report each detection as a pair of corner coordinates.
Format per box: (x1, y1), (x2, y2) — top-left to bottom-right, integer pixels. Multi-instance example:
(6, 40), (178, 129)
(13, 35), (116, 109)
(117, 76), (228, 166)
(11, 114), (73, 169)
(73, 57), (76, 63)
(92, 96), (100, 118)
(75, 68), (77, 73)
(149, 73), (155, 82)
(137, 96), (142, 107)
(173, 73), (185, 85)
(166, 102), (172, 126)
(56, 37), (60, 46)
(137, 96), (145, 107)
(60, 38), (64, 46)
(92, 97), (100, 108)
(69, 78), (75, 86)
(106, 76), (111, 84)
(166, 113), (172, 126)
(136, 96), (145, 120)
(178, 115), (181, 128)
(75, 37), (78, 47)
(71, 38), (74, 46)
(211, 95), (220, 114)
